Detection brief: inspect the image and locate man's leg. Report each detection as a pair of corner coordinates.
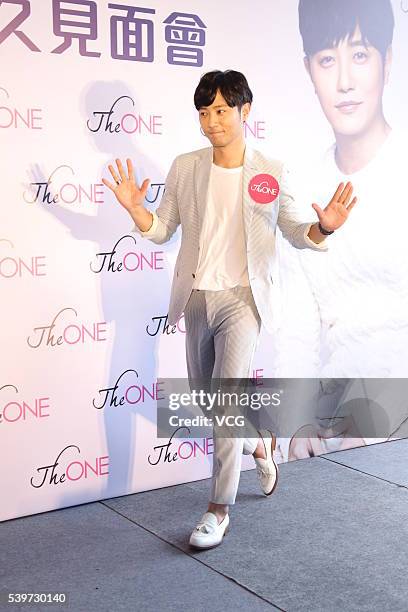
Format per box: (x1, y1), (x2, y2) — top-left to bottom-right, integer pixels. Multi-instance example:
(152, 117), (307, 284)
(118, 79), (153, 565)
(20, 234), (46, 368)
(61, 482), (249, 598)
(186, 287), (275, 547)
(206, 286), (262, 512)
(184, 289), (215, 386)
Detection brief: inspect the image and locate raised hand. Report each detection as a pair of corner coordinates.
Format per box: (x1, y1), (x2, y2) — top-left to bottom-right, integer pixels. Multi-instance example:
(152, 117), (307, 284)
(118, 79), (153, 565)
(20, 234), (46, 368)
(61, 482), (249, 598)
(312, 182), (357, 232)
(102, 158), (150, 215)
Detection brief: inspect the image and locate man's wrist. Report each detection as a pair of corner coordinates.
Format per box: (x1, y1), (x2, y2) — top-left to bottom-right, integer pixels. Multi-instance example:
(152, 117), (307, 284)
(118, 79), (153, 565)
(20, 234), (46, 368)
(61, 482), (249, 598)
(307, 222), (327, 245)
(131, 208), (154, 232)
(317, 222), (334, 236)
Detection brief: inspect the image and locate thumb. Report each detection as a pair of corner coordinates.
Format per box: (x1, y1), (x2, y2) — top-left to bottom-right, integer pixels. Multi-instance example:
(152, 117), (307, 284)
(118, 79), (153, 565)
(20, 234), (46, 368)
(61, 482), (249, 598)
(140, 178), (150, 196)
(312, 203), (324, 220)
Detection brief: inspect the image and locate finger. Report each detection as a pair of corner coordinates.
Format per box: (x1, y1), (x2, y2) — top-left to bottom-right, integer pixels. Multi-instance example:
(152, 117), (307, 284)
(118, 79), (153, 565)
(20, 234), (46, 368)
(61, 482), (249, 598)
(140, 178), (150, 197)
(126, 158), (135, 183)
(330, 182), (344, 204)
(346, 196), (357, 211)
(102, 177), (116, 192)
(340, 182), (353, 205)
(108, 164), (120, 184)
(116, 158), (126, 181)
(312, 202), (324, 219)
(342, 186), (354, 207)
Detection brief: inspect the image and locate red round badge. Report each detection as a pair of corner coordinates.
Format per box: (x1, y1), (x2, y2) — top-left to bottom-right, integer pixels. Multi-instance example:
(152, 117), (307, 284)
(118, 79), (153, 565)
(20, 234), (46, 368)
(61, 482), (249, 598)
(248, 174), (280, 204)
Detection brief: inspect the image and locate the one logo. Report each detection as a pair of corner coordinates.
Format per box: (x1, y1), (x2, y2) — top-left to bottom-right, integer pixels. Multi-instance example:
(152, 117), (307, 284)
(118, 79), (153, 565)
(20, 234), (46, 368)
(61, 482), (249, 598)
(147, 427), (213, 466)
(23, 165), (103, 205)
(248, 174), (279, 204)
(30, 445), (109, 488)
(86, 96), (162, 135)
(0, 87), (43, 130)
(0, 384), (50, 425)
(92, 369), (162, 410)
(146, 314), (185, 336)
(26, 307), (108, 349)
(0, 238), (47, 278)
(90, 235), (164, 273)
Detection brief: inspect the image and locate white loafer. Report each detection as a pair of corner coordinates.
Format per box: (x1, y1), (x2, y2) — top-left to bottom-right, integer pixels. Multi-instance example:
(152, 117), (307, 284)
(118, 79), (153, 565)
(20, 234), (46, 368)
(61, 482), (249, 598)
(189, 512), (230, 549)
(254, 429), (279, 496)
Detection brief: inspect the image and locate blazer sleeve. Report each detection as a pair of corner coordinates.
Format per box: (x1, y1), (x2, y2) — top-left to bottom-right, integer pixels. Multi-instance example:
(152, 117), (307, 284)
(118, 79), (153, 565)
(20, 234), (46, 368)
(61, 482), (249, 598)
(131, 156), (180, 245)
(277, 164), (328, 251)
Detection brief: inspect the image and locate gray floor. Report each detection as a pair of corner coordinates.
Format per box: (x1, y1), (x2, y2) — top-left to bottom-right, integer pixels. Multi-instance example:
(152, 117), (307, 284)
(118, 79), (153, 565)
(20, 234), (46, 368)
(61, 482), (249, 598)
(1, 439), (408, 612)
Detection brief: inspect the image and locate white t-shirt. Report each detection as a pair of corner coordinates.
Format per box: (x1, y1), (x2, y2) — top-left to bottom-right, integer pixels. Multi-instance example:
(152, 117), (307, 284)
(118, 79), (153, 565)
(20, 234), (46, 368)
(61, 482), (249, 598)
(193, 163), (250, 291)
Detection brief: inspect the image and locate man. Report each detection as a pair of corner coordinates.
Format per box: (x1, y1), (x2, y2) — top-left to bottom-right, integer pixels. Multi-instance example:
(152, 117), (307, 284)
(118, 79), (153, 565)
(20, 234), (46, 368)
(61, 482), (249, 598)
(102, 70), (356, 548)
(276, 0), (408, 459)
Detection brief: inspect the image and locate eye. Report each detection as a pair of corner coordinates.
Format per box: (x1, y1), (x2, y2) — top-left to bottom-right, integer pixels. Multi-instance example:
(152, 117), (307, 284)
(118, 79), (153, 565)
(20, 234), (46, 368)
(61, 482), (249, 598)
(199, 111), (207, 117)
(353, 51), (368, 63)
(319, 55), (335, 67)
(217, 109), (226, 114)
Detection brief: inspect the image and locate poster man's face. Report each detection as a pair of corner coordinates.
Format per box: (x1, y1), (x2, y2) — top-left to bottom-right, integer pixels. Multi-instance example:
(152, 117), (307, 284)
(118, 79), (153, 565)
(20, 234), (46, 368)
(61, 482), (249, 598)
(198, 90), (249, 148)
(305, 25), (391, 138)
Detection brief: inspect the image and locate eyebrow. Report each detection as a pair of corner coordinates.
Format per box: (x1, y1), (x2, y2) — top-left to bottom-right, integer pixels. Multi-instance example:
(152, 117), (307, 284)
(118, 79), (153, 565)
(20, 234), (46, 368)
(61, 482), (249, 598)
(200, 104), (228, 109)
(349, 39), (369, 47)
(318, 39), (370, 53)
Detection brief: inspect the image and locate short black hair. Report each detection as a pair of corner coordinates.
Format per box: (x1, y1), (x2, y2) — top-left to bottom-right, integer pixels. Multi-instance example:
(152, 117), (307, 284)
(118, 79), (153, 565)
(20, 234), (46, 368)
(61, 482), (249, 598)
(194, 70), (253, 111)
(298, 0), (394, 60)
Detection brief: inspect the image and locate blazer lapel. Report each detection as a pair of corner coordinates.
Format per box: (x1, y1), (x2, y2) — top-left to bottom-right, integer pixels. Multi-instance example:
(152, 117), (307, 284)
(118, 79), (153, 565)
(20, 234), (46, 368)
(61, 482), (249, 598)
(194, 147), (213, 228)
(243, 145), (257, 242)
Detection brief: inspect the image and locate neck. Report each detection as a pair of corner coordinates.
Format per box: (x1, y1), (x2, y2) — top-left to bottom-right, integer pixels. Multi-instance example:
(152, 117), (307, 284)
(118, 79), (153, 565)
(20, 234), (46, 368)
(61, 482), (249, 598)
(212, 136), (245, 168)
(334, 116), (391, 175)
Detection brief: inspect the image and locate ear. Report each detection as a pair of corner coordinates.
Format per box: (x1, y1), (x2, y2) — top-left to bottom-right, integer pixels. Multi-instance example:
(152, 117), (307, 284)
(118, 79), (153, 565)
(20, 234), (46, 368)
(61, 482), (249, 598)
(303, 55), (311, 78)
(303, 55), (317, 94)
(383, 45), (392, 85)
(241, 102), (251, 122)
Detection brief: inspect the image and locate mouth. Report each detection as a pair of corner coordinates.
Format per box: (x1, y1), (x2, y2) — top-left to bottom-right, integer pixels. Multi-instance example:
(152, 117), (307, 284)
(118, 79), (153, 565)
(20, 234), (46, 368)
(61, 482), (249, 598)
(335, 101), (363, 114)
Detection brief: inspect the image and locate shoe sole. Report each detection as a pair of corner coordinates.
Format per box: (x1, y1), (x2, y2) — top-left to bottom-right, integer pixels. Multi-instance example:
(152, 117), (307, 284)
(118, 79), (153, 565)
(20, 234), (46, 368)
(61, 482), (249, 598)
(260, 429), (279, 496)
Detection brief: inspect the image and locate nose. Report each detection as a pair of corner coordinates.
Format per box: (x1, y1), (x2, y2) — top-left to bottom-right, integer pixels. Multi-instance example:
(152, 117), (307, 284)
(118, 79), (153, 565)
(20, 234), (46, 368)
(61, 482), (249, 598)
(337, 58), (354, 93)
(207, 112), (219, 128)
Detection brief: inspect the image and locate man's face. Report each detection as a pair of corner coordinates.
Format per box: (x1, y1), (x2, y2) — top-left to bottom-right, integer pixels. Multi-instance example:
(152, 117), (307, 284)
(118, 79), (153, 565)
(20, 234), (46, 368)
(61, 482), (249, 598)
(305, 25), (392, 138)
(198, 90), (249, 147)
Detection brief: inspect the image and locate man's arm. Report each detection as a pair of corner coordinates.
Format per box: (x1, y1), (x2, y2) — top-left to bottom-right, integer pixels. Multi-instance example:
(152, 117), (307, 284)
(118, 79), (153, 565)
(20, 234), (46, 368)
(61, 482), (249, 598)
(130, 207), (155, 233)
(102, 157), (181, 245)
(277, 165), (328, 251)
(132, 157), (181, 245)
(277, 164), (357, 250)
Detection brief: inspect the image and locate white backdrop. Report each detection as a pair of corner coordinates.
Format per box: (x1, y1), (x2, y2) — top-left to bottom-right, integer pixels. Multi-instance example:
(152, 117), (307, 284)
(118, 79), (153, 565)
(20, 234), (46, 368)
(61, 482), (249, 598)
(1, 0), (407, 522)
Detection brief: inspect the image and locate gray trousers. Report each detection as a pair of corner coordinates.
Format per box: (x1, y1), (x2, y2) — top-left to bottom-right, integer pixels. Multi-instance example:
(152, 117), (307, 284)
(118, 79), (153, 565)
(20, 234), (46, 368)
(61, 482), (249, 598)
(184, 286), (261, 504)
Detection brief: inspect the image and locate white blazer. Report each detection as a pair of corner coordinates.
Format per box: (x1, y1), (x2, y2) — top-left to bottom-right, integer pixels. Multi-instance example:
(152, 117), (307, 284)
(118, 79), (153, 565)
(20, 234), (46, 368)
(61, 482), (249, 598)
(134, 145), (326, 334)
